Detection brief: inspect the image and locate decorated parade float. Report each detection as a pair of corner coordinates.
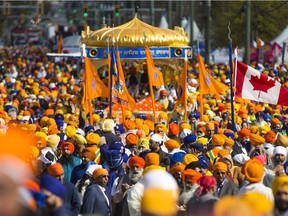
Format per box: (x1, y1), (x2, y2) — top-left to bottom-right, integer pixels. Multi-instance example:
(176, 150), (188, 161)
(80, 12), (194, 122)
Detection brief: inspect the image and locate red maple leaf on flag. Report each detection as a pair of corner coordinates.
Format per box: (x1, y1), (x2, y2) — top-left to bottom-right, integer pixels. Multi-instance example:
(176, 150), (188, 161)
(249, 74), (276, 98)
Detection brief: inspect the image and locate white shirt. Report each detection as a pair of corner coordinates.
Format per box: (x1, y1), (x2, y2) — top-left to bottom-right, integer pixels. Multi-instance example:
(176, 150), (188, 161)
(98, 185), (110, 206)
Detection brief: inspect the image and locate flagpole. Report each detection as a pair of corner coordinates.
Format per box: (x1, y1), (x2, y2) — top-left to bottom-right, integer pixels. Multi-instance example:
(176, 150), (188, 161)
(108, 39), (113, 119)
(183, 50), (188, 122)
(228, 22), (236, 132)
(116, 45), (126, 124)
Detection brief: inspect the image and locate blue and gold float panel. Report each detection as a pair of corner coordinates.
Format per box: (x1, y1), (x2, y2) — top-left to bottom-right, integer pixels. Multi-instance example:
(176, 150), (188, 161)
(85, 47), (192, 59)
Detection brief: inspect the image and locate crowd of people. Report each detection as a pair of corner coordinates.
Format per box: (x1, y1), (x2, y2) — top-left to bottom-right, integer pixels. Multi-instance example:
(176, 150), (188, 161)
(1, 46), (288, 216)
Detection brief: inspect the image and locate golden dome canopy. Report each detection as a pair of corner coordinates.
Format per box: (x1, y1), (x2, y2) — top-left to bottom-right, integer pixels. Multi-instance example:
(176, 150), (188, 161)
(81, 17), (189, 48)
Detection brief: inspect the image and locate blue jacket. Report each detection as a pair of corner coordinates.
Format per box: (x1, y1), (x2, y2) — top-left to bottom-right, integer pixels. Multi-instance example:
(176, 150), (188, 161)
(64, 182), (81, 216)
(81, 183), (111, 216)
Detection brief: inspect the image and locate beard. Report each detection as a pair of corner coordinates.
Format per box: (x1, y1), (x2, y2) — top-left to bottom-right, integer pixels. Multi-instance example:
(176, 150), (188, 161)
(159, 98), (169, 109)
(129, 168), (143, 184)
(61, 154), (75, 165)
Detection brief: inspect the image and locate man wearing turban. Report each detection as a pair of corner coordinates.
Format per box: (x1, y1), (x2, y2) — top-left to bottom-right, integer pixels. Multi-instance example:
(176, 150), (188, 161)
(232, 128), (251, 157)
(57, 142), (81, 183)
(272, 176), (288, 215)
(213, 161), (238, 198)
(112, 156), (145, 216)
(82, 168), (111, 215)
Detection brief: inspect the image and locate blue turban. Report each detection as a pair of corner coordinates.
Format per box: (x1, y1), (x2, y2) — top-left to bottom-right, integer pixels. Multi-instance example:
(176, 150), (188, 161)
(114, 124), (125, 134)
(169, 151), (186, 167)
(84, 125), (95, 135)
(183, 134), (197, 145)
(40, 174), (66, 200)
(198, 155), (209, 169)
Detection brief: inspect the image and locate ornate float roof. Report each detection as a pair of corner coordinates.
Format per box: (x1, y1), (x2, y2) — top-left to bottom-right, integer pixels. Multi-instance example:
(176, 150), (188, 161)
(81, 17), (189, 47)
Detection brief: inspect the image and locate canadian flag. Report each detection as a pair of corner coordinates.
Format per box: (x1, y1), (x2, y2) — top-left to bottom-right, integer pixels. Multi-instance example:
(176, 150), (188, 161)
(235, 61), (288, 106)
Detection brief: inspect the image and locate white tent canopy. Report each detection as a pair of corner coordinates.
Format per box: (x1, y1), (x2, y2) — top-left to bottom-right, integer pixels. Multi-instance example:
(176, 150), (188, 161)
(271, 25), (288, 46)
(181, 17), (204, 42)
(158, 14), (169, 29)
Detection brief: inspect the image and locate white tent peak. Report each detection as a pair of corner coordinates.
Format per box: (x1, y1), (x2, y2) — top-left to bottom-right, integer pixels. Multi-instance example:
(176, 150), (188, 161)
(271, 25), (288, 46)
(181, 17), (204, 42)
(158, 14), (169, 29)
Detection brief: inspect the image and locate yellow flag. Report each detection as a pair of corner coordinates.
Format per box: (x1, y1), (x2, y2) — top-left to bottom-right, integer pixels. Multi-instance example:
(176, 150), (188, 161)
(198, 53), (229, 95)
(81, 57), (109, 114)
(145, 45), (164, 87)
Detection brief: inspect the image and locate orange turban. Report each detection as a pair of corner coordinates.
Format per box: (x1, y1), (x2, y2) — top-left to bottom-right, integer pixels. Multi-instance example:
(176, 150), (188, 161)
(182, 169), (202, 183)
(271, 117), (281, 126)
(170, 162), (185, 175)
(196, 124), (206, 133)
(62, 142), (75, 153)
(168, 123), (179, 136)
(93, 168), (108, 179)
(242, 158), (264, 183)
(212, 134), (225, 146)
(126, 133), (139, 145)
(218, 149), (231, 158)
(264, 131), (276, 143)
(213, 162), (228, 172)
(128, 156), (145, 169)
(48, 125), (60, 135)
(249, 133), (265, 146)
(82, 147), (97, 161)
(237, 128), (251, 139)
(145, 153), (160, 166)
(124, 120), (136, 130)
(164, 140), (180, 150)
(44, 108), (54, 116)
(47, 163), (64, 175)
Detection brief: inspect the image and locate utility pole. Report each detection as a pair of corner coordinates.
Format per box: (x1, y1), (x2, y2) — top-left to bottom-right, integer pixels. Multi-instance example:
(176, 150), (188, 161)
(151, 0), (155, 26)
(204, 0), (211, 64)
(190, 1), (194, 48)
(244, 0), (251, 64)
(168, 0), (172, 28)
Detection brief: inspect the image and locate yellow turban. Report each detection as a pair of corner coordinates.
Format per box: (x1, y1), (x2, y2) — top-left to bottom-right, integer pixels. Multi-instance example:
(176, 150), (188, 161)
(145, 153), (160, 166)
(183, 154), (198, 165)
(86, 132), (100, 145)
(271, 176), (288, 196)
(155, 124), (167, 133)
(213, 162), (228, 172)
(65, 125), (77, 138)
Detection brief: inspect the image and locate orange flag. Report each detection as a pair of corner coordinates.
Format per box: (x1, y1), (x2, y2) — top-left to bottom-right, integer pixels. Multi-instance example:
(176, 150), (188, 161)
(175, 56), (188, 121)
(145, 45), (164, 122)
(57, 34), (63, 53)
(82, 57), (109, 114)
(116, 51), (137, 110)
(107, 48), (137, 111)
(198, 53), (229, 95)
(145, 45), (164, 87)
